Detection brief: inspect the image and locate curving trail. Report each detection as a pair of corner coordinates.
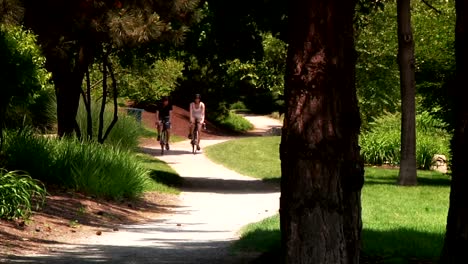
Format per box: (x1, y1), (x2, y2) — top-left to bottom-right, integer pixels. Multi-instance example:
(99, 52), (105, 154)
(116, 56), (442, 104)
(4, 115), (282, 264)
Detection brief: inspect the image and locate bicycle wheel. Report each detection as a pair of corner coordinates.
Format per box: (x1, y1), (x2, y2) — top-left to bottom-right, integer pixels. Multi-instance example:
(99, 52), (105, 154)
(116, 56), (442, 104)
(191, 129), (198, 154)
(160, 130), (167, 155)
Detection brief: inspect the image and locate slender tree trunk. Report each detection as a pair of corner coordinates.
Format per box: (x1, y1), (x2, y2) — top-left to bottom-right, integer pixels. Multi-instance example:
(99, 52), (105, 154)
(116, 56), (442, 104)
(84, 68), (93, 139)
(397, 0), (417, 186)
(280, 0), (363, 263)
(98, 55), (108, 143)
(101, 56), (119, 143)
(441, 0), (468, 262)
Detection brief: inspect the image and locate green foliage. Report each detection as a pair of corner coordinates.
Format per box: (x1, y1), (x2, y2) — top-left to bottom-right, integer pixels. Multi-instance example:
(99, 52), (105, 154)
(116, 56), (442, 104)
(0, 26), (46, 131)
(0, 169), (46, 220)
(360, 112), (451, 169)
(118, 58), (184, 105)
(0, 26), (53, 134)
(76, 99), (142, 150)
(356, 3), (399, 127)
(230, 101), (248, 111)
(414, 1), (455, 128)
(356, 0), (455, 127)
(213, 111), (254, 133)
(221, 33), (286, 114)
(2, 129), (149, 200)
(176, 8), (286, 118)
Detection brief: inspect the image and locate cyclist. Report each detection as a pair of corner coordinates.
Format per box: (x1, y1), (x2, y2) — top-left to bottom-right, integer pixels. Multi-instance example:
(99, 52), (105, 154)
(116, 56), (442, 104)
(188, 94), (205, 150)
(156, 96), (173, 150)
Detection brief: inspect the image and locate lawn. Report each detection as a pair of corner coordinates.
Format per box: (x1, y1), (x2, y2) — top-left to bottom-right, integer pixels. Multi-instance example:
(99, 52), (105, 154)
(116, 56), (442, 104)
(137, 153), (183, 194)
(205, 136), (450, 263)
(204, 136), (280, 181)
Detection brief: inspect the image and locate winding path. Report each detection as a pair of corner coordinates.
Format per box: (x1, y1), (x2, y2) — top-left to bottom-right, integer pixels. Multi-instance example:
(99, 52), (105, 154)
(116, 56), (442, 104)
(4, 115), (282, 264)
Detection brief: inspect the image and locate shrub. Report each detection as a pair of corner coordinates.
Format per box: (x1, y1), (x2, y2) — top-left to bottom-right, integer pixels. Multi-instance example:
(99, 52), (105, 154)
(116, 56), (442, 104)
(2, 128), (149, 200)
(230, 101), (248, 111)
(0, 169), (46, 220)
(215, 111), (254, 132)
(360, 112), (451, 169)
(76, 100), (141, 150)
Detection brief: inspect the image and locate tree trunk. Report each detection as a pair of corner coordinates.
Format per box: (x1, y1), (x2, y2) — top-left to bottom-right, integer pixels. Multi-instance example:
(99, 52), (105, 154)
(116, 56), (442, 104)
(54, 70), (84, 137)
(397, 0), (417, 186)
(441, 0), (468, 262)
(280, 0), (363, 263)
(48, 45), (90, 138)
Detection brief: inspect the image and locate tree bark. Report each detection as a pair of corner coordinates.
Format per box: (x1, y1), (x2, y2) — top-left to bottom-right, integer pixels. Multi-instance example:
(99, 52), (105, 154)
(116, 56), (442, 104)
(441, 0), (468, 262)
(397, 0), (417, 186)
(54, 70), (84, 137)
(280, 0), (363, 263)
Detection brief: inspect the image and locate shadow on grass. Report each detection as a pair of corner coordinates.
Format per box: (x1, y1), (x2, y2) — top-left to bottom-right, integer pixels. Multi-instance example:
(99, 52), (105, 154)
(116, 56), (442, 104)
(262, 177), (280, 186)
(236, 228), (443, 264)
(180, 177), (280, 194)
(364, 174), (451, 187)
(148, 170), (183, 188)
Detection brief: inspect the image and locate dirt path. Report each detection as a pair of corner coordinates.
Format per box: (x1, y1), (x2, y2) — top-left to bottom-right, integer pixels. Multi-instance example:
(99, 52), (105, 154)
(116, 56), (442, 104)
(3, 115), (282, 264)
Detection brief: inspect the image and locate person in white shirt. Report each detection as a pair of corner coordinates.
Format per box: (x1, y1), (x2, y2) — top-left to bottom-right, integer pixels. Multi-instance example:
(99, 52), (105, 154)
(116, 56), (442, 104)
(188, 94), (205, 150)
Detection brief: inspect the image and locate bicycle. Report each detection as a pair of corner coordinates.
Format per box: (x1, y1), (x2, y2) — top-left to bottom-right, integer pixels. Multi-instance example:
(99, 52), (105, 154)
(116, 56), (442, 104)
(190, 120), (201, 154)
(159, 120), (170, 155)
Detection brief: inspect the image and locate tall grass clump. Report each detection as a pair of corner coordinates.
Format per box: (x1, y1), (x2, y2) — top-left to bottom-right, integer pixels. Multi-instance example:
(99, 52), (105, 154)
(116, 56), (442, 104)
(2, 128), (149, 200)
(0, 169), (46, 220)
(360, 112), (451, 169)
(76, 99), (141, 150)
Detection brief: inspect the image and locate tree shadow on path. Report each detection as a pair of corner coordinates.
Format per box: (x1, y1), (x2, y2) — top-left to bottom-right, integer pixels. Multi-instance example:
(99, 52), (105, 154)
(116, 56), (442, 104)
(4, 240), (259, 264)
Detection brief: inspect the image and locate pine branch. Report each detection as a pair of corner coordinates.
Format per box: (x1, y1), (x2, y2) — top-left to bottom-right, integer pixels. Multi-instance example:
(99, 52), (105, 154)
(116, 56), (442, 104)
(420, 0), (442, 15)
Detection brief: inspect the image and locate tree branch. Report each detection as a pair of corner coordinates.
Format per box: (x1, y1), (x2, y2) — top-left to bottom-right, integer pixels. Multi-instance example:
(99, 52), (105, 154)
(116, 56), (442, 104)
(420, 0), (442, 14)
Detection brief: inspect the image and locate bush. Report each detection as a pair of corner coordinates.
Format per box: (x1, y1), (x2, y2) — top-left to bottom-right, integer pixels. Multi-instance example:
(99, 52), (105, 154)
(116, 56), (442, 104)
(230, 101), (248, 111)
(360, 112), (451, 169)
(76, 100), (141, 150)
(215, 111), (254, 132)
(0, 169), (46, 220)
(2, 129), (149, 200)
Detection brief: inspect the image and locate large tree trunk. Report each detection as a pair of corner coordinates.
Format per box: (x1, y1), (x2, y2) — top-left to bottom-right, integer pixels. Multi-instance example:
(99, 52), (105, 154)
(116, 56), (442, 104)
(397, 0), (417, 186)
(441, 0), (468, 262)
(48, 45), (90, 138)
(280, 0), (363, 263)
(53, 70), (84, 137)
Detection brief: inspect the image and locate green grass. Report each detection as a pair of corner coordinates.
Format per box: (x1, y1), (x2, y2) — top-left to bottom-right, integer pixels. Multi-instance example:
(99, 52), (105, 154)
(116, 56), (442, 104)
(205, 136), (450, 262)
(205, 136), (280, 181)
(137, 154), (183, 194)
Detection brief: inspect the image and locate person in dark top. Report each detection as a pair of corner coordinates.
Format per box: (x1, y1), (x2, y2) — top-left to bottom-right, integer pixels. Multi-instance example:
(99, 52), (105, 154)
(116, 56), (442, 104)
(155, 96), (173, 149)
